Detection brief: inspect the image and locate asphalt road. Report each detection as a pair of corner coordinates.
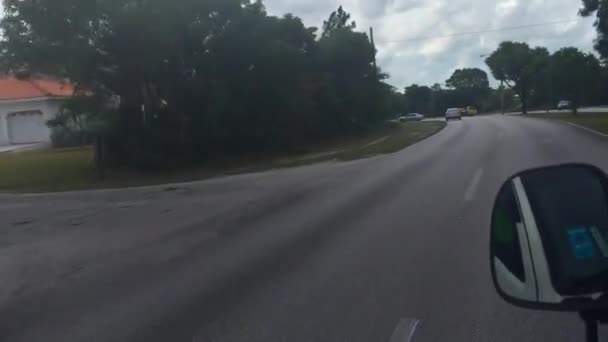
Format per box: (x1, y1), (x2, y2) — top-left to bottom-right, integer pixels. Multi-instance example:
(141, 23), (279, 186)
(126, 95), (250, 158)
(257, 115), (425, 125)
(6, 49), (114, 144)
(1, 115), (607, 342)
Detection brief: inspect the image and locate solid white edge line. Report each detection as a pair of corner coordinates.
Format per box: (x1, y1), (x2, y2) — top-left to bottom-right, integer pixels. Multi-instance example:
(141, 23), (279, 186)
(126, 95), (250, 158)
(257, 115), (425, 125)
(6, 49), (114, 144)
(389, 318), (421, 342)
(407, 320), (420, 342)
(464, 168), (484, 202)
(564, 122), (608, 138)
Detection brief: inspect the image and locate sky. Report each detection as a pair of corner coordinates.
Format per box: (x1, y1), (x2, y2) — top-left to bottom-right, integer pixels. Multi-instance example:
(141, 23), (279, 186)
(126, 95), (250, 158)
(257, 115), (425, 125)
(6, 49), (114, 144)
(263, 0), (598, 89)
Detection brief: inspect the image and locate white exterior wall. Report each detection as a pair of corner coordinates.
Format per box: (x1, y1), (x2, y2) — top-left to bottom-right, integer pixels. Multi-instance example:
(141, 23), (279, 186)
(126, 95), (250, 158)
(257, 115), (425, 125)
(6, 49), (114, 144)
(0, 98), (64, 146)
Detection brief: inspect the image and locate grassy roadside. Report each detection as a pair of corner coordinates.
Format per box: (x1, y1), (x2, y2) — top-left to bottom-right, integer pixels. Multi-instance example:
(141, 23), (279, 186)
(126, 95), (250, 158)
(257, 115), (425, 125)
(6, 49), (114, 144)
(0, 121), (446, 193)
(531, 112), (608, 134)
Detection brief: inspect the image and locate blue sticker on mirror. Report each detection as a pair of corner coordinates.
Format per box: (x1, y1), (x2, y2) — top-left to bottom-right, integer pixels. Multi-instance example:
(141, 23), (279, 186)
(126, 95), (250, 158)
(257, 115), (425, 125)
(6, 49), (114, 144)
(567, 226), (597, 260)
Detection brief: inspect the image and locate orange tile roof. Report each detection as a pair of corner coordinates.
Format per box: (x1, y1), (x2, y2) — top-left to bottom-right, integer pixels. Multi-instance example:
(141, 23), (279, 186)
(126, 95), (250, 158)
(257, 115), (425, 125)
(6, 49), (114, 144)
(0, 77), (75, 101)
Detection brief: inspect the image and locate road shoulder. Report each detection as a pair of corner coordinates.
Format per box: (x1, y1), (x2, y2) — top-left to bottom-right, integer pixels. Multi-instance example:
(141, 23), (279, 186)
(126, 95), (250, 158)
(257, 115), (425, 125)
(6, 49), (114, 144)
(526, 112), (608, 137)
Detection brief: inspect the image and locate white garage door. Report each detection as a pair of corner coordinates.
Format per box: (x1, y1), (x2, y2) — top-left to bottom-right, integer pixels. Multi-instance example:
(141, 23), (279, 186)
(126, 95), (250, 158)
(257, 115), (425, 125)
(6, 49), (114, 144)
(7, 111), (47, 144)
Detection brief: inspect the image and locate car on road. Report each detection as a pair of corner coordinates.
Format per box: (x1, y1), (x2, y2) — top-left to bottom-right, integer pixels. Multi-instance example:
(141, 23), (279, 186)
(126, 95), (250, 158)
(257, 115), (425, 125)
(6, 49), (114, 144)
(557, 100), (572, 110)
(445, 108), (462, 121)
(399, 113), (425, 122)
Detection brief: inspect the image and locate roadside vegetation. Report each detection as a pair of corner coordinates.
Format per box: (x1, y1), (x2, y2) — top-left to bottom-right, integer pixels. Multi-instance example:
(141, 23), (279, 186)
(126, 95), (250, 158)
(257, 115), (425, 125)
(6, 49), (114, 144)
(0, 121), (445, 193)
(404, 44), (606, 117)
(0, 3), (409, 174)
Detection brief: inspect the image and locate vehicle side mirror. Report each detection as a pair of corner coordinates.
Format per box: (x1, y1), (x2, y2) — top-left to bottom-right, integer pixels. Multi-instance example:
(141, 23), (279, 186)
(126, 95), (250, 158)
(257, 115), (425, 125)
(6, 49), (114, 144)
(490, 164), (608, 312)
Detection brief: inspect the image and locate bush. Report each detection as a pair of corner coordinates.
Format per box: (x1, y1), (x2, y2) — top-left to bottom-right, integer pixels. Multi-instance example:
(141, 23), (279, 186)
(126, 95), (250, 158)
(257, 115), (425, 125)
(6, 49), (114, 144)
(50, 127), (91, 148)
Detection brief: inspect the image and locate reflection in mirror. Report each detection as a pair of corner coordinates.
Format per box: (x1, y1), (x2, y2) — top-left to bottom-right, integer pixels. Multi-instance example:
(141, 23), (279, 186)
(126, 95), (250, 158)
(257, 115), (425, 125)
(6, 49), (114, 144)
(491, 164), (608, 311)
(521, 165), (608, 296)
(492, 181), (535, 301)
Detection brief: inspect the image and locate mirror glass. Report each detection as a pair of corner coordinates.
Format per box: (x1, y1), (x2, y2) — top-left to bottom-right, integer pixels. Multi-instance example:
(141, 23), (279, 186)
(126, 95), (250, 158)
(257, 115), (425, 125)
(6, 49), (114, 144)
(491, 164), (608, 310)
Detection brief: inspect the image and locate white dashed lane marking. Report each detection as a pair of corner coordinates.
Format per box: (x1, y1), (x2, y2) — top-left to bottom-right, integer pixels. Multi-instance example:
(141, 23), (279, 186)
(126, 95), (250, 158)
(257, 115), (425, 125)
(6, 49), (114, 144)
(464, 168), (484, 202)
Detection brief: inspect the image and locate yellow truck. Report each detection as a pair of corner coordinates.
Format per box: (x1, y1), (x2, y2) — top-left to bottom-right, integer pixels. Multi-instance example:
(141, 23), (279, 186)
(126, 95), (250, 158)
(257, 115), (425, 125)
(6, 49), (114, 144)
(463, 106), (478, 116)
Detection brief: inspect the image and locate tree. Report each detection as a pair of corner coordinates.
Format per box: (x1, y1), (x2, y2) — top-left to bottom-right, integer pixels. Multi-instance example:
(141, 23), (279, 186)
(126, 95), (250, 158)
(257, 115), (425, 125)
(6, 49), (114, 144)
(322, 6), (356, 38)
(445, 68), (490, 90)
(481, 86), (519, 113)
(549, 47), (603, 115)
(429, 83), (442, 115)
(317, 6), (388, 128)
(404, 84), (432, 114)
(386, 86), (407, 115)
(485, 42), (549, 114)
(0, 1), (392, 169)
(0, 0), (394, 169)
(445, 68), (490, 110)
(580, 0), (608, 60)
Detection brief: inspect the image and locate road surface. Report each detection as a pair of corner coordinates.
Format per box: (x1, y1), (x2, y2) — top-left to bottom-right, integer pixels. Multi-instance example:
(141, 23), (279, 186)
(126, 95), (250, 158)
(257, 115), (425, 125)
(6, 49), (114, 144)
(1, 115), (607, 342)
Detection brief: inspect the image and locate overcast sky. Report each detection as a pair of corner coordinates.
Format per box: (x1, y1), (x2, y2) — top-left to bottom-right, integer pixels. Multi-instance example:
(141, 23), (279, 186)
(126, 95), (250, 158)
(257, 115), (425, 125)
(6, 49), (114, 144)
(264, 0), (598, 89)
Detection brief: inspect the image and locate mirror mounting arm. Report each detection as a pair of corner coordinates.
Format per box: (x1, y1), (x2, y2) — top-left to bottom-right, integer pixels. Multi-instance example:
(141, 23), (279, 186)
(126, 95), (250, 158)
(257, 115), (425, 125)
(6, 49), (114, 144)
(579, 310), (608, 342)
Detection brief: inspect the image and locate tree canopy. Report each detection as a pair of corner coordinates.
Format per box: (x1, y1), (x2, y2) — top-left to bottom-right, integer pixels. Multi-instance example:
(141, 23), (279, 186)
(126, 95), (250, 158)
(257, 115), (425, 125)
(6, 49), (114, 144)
(580, 0), (608, 59)
(404, 84), (432, 114)
(322, 6), (356, 38)
(403, 41), (606, 116)
(485, 41), (549, 114)
(549, 47), (603, 114)
(445, 68), (490, 90)
(444, 68), (490, 110)
(0, 1), (392, 168)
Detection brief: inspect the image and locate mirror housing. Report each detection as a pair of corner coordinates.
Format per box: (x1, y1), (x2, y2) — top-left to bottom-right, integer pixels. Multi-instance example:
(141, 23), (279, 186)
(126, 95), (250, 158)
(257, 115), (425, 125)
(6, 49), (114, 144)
(490, 164), (608, 312)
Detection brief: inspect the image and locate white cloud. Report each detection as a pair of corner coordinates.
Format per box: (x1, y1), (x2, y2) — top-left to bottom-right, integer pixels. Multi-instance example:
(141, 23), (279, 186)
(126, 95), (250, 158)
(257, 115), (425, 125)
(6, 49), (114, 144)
(263, 0), (598, 89)
(419, 38), (453, 57)
(496, 0), (519, 17)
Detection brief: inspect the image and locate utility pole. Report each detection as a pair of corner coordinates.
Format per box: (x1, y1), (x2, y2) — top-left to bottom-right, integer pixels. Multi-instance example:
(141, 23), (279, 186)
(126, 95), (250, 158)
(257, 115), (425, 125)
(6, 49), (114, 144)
(500, 80), (505, 115)
(370, 27), (377, 72)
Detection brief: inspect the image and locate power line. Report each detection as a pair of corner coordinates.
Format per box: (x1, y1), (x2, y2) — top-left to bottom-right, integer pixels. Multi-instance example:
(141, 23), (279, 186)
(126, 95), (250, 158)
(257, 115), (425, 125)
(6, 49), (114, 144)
(380, 19), (581, 43)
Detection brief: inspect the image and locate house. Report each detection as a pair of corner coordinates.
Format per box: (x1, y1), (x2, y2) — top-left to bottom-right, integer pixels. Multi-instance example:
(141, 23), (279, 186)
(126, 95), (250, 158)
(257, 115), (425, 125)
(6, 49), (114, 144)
(0, 77), (74, 146)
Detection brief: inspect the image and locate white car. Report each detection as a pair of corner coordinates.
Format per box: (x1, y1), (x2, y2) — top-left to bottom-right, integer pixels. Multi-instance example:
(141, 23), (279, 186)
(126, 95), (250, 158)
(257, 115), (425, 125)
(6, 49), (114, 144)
(557, 100), (572, 110)
(399, 113), (425, 122)
(445, 108), (462, 121)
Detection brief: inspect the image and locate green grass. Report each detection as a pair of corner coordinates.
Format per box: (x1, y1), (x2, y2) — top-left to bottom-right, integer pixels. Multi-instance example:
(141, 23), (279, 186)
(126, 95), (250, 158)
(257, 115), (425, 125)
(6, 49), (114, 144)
(267, 121), (446, 167)
(334, 121), (446, 161)
(0, 147), (98, 192)
(532, 112), (608, 134)
(0, 121), (446, 193)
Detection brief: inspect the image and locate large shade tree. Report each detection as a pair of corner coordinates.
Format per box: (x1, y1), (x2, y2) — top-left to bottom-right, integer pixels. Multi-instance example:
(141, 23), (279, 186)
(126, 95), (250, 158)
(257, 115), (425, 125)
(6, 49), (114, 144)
(445, 68), (490, 109)
(445, 68), (490, 90)
(549, 47), (603, 115)
(485, 41), (549, 114)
